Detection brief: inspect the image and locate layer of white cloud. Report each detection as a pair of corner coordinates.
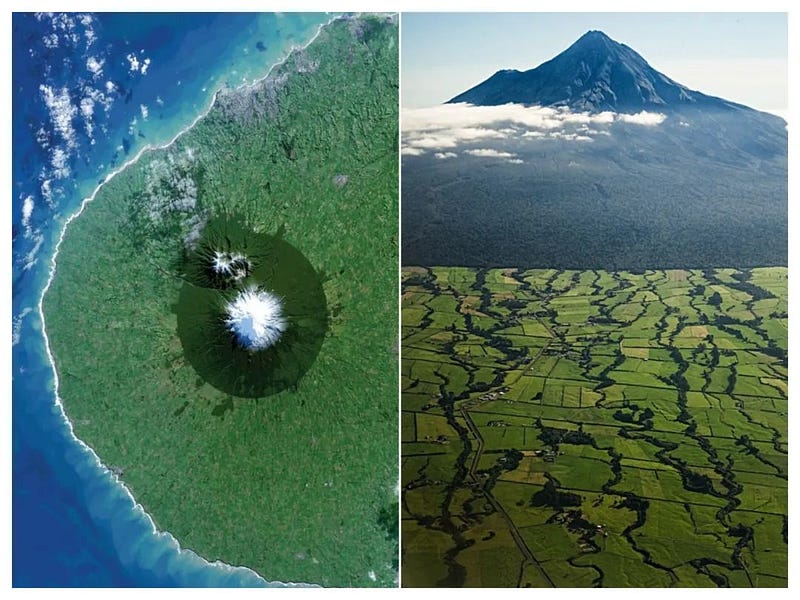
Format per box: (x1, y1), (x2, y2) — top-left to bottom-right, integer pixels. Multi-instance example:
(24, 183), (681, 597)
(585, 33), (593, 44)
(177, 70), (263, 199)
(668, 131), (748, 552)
(616, 111), (667, 126)
(434, 152), (457, 159)
(464, 148), (517, 158)
(402, 102), (666, 157)
(401, 147), (426, 156)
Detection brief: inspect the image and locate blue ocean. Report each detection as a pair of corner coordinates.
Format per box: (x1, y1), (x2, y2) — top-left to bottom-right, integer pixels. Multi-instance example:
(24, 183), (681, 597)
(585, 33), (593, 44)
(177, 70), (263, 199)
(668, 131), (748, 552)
(11, 12), (334, 587)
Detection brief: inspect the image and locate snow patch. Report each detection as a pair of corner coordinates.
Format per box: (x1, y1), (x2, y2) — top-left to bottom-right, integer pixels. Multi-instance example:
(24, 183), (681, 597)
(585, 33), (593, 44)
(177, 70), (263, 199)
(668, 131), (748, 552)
(225, 287), (287, 351)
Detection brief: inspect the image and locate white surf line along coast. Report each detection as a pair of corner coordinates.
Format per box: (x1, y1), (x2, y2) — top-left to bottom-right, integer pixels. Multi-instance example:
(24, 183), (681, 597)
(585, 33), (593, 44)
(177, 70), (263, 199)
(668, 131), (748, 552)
(37, 14), (341, 587)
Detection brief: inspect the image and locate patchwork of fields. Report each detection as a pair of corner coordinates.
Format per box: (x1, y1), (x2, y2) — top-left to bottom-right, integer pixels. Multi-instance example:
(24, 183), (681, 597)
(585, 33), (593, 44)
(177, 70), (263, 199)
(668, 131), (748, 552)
(401, 266), (787, 587)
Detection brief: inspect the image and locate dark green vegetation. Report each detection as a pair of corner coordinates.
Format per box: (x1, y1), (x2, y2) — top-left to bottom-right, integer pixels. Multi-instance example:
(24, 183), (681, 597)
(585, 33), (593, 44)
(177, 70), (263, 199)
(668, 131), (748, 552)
(177, 216), (327, 398)
(401, 134), (787, 270)
(401, 266), (787, 587)
(44, 15), (398, 587)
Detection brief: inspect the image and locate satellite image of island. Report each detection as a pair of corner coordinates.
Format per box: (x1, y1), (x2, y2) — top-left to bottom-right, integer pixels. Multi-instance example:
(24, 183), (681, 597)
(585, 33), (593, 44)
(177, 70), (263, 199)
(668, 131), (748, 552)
(400, 14), (787, 587)
(12, 12), (398, 587)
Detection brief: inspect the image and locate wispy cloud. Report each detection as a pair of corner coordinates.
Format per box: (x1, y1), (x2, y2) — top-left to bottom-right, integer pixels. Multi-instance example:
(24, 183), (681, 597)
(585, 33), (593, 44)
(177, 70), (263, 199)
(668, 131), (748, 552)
(21, 195), (34, 236)
(12, 307), (34, 347)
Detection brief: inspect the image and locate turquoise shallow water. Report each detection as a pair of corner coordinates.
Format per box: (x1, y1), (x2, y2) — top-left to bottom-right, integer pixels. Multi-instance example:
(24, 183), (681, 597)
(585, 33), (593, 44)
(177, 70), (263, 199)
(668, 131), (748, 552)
(11, 12), (334, 587)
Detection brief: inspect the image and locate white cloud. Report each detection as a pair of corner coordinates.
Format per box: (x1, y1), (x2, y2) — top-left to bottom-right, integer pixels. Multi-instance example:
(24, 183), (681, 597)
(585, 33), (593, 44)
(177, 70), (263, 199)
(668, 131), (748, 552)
(35, 127), (49, 149)
(50, 147), (71, 179)
(79, 14), (96, 46)
(126, 53), (140, 72)
(21, 195), (34, 231)
(402, 102), (667, 154)
(80, 96), (95, 138)
(42, 33), (59, 48)
(408, 135), (459, 149)
(140, 104), (149, 120)
(507, 158), (524, 164)
(549, 131), (593, 142)
(465, 148), (517, 158)
(522, 130), (545, 138)
(40, 179), (54, 206)
(616, 111), (667, 126)
(401, 147), (426, 156)
(86, 56), (104, 76)
(39, 84), (77, 148)
(434, 152), (458, 159)
(127, 54), (151, 75)
(22, 233), (44, 271)
(406, 103), (551, 132)
(84, 85), (114, 114)
(12, 307), (34, 347)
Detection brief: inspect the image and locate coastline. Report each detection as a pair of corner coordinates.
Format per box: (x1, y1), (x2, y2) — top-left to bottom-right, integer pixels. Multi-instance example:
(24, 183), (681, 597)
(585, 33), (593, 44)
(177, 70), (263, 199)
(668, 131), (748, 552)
(35, 14), (341, 587)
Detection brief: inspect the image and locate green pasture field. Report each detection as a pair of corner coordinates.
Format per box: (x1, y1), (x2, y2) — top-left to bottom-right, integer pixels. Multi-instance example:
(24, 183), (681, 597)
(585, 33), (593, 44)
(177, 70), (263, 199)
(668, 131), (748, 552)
(401, 265), (787, 588)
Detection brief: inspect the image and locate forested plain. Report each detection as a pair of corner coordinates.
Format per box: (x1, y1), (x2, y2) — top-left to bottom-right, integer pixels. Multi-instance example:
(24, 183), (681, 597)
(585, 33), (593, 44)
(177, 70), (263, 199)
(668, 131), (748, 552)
(401, 118), (787, 270)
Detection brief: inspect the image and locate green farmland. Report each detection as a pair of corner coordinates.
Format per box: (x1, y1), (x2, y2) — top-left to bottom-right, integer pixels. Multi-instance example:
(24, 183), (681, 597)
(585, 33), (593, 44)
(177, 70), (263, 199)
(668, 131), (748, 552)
(401, 266), (787, 587)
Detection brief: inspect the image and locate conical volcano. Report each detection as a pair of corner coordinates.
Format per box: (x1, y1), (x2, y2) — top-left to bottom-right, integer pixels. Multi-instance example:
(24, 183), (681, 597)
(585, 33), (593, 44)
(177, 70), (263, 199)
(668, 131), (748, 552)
(449, 30), (751, 114)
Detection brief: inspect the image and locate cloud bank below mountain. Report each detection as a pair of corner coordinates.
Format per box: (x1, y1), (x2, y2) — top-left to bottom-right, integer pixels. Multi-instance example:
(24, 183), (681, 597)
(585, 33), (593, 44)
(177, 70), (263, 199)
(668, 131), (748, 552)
(402, 102), (666, 161)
